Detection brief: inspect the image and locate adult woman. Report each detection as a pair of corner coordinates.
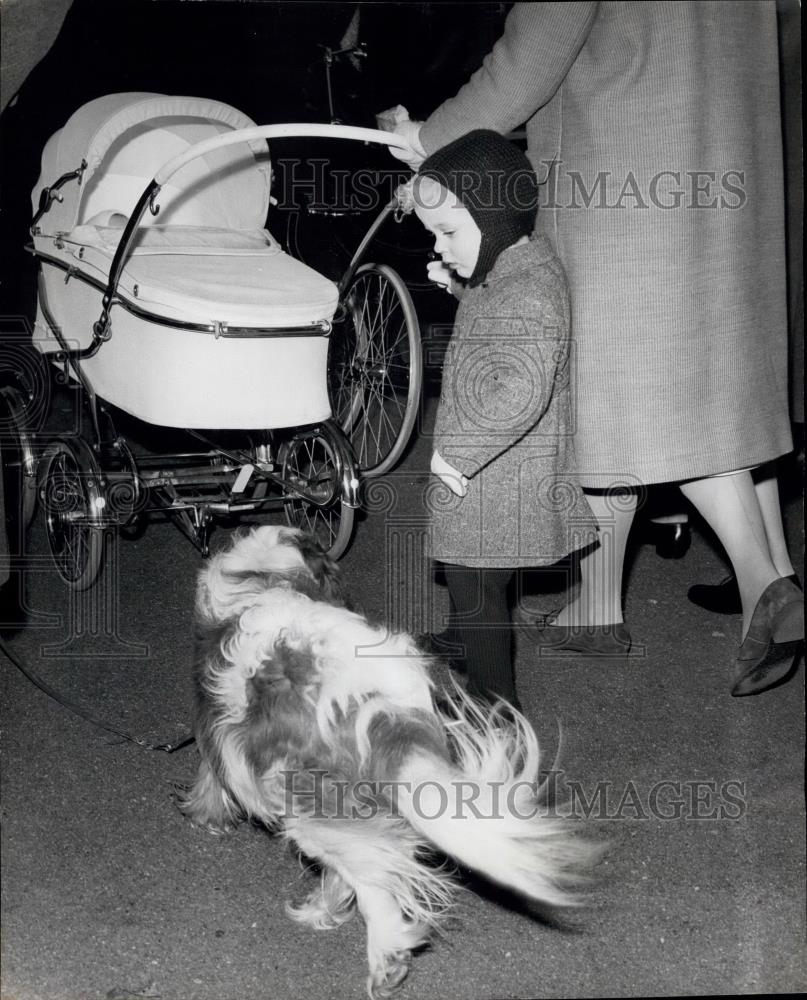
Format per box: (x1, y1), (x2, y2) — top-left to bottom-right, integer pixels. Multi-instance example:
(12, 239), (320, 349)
(387, 1), (802, 695)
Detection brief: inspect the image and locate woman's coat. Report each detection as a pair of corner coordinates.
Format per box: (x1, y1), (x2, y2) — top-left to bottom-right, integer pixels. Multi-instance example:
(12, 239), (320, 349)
(419, 1), (793, 486)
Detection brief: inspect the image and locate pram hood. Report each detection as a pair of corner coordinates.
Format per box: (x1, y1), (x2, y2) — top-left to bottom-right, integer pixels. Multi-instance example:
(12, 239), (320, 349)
(33, 93), (272, 233)
(32, 92), (340, 328)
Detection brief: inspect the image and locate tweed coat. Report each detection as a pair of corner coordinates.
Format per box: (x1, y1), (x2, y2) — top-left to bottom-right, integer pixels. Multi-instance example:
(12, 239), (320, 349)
(429, 236), (597, 568)
(419, 1), (793, 486)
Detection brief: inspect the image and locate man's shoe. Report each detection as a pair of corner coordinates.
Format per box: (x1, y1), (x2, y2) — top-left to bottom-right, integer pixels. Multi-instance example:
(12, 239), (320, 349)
(688, 574), (742, 614)
(650, 520), (691, 559)
(690, 572), (801, 616)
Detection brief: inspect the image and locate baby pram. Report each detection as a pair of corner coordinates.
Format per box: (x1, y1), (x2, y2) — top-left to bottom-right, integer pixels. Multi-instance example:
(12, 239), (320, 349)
(11, 93), (421, 587)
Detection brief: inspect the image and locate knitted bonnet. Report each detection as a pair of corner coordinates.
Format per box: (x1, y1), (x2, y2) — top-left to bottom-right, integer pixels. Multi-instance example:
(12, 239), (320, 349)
(417, 129), (539, 287)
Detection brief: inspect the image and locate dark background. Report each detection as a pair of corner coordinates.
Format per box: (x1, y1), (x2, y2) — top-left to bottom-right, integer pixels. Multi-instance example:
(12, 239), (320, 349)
(0, 0), (510, 319)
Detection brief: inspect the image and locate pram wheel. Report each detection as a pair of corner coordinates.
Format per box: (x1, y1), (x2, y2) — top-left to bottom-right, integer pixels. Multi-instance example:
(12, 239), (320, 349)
(329, 263), (421, 478)
(279, 427), (355, 560)
(39, 437), (105, 590)
(0, 385), (38, 540)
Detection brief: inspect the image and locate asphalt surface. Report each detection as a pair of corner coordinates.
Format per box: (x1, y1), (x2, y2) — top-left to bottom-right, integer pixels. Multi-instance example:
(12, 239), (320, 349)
(1, 393), (805, 1000)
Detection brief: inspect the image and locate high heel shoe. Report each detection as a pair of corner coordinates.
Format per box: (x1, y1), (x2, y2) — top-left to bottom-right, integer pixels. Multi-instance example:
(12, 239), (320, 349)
(688, 574), (742, 615)
(731, 578), (804, 696)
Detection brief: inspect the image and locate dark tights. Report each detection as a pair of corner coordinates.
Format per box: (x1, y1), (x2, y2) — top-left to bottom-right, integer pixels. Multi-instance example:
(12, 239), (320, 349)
(441, 564), (517, 705)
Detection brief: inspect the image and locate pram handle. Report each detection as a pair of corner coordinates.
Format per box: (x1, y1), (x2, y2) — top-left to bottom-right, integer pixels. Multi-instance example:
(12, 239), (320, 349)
(154, 123), (410, 185)
(94, 125), (410, 342)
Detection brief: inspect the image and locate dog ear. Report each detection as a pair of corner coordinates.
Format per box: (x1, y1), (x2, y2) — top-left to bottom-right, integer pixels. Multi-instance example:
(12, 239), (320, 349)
(289, 532), (344, 601)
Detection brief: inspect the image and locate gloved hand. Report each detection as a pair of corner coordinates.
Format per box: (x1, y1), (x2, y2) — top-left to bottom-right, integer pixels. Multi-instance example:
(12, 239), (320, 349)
(376, 105), (427, 168)
(431, 449), (468, 497)
(427, 260), (455, 292)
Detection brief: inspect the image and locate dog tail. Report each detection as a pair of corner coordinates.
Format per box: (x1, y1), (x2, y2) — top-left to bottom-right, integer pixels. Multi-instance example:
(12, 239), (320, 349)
(393, 690), (601, 909)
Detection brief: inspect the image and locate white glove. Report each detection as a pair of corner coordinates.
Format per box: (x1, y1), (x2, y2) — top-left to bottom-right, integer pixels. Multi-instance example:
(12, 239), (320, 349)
(376, 105), (427, 168)
(427, 260), (456, 293)
(431, 449), (468, 497)
(389, 119), (426, 167)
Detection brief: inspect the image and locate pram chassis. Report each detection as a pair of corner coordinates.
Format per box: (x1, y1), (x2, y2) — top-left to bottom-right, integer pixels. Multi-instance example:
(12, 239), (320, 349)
(17, 117), (421, 587)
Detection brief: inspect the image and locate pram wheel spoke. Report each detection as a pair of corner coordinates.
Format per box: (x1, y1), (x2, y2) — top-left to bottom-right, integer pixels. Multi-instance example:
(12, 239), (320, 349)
(279, 429), (355, 560)
(39, 437), (105, 590)
(330, 264), (421, 478)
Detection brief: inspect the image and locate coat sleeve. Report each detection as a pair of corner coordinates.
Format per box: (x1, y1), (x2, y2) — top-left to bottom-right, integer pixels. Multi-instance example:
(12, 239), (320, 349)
(435, 311), (566, 479)
(419, 1), (598, 153)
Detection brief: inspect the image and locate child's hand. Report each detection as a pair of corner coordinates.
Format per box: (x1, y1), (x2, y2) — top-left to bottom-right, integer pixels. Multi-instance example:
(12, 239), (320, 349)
(426, 260), (455, 293)
(431, 449), (468, 497)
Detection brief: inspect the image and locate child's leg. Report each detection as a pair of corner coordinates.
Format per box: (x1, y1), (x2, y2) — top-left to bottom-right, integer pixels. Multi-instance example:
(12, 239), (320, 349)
(443, 564), (516, 704)
(426, 577), (463, 655)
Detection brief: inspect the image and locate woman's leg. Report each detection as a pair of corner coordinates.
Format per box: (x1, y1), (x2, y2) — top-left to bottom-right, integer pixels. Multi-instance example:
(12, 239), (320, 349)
(688, 464), (797, 614)
(753, 466), (796, 578)
(679, 471), (779, 637)
(443, 564), (517, 704)
(552, 489), (638, 627)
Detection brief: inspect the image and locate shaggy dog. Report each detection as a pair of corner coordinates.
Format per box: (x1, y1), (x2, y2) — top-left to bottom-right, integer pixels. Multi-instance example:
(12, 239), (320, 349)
(180, 525), (598, 998)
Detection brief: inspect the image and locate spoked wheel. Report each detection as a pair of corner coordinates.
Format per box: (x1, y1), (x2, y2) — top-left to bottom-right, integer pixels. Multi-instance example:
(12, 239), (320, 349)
(39, 437), (106, 589)
(329, 263), (422, 477)
(278, 427), (355, 560)
(0, 386), (38, 540)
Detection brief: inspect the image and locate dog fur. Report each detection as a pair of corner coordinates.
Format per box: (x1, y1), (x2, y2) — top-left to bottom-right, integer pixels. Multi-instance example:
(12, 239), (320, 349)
(180, 525), (598, 998)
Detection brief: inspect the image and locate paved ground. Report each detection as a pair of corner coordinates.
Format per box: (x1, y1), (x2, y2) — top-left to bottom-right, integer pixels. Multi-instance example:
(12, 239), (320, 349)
(1, 391), (805, 1000)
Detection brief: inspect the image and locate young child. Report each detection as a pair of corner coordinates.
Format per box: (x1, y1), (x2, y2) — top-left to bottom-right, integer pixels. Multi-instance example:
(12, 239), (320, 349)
(409, 129), (597, 708)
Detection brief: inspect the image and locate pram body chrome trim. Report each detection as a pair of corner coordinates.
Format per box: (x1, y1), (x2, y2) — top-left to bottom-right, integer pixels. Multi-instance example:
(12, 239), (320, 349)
(29, 247), (332, 340)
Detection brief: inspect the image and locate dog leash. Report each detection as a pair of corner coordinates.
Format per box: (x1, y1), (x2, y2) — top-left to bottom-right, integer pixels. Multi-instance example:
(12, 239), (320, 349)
(0, 635), (195, 753)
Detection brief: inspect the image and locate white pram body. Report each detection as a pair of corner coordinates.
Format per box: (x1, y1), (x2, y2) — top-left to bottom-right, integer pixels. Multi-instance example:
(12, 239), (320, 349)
(32, 93), (339, 428)
(16, 93), (421, 581)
